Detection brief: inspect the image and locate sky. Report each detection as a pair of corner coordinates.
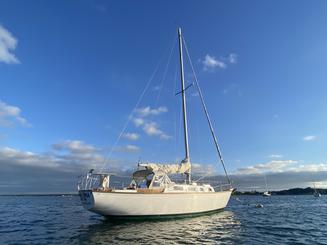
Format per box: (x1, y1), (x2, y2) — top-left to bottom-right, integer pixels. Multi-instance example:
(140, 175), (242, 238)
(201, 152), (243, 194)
(1, 0), (327, 193)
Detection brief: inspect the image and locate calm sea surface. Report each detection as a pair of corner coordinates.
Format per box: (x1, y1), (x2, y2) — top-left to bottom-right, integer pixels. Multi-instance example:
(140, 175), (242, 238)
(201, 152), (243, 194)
(0, 195), (326, 244)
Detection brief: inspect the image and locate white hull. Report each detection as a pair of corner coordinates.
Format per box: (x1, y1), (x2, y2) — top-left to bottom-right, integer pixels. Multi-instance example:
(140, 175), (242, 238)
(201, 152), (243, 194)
(263, 191), (271, 197)
(314, 193), (321, 198)
(79, 190), (232, 217)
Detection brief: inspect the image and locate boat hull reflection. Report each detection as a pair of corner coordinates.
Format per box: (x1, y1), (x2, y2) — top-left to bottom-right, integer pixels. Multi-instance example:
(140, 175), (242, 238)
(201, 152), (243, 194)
(75, 210), (239, 244)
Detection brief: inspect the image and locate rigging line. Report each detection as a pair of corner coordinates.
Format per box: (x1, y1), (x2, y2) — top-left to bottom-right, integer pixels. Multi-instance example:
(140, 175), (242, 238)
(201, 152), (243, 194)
(155, 36), (177, 107)
(194, 171), (212, 183)
(97, 51), (165, 176)
(182, 36), (231, 185)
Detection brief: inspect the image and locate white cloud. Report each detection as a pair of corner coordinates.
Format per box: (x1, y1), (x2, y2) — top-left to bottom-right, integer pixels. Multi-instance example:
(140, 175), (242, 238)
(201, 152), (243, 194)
(303, 135), (317, 141)
(0, 25), (20, 64)
(236, 160), (298, 175)
(0, 142), (105, 172)
(0, 138), (146, 186)
(143, 122), (171, 140)
(160, 134), (171, 140)
(0, 141), (141, 193)
(115, 144), (140, 153)
(132, 106), (170, 140)
(52, 140), (97, 154)
(228, 53), (238, 64)
(133, 118), (144, 127)
(0, 147), (60, 169)
(135, 106), (168, 117)
(201, 53), (238, 72)
(287, 163), (327, 173)
(2, 141), (327, 193)
(269, 154), (283, 158)
(122, 132), (140, 141)
(236, 159), (327, 177)
(192, 163), (217, 176)
(125, 144), (139, 152)
(0, 100), (30, 127)
(143, 122), (161, 136)
(202, 54), (226, 71)
(0, 140), (136, 174)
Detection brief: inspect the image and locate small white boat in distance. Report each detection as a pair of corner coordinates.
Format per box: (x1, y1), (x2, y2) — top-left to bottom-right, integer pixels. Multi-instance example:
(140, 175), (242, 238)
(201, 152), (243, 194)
(263, 191), (271, 197)
(78, 28), (233, 218)
(313, 183), (321, 198)
(262, 174), (271, 196)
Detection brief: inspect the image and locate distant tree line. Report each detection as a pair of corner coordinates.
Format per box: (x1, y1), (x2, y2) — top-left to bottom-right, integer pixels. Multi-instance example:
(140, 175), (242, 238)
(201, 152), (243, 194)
(232, 187), (326, 195)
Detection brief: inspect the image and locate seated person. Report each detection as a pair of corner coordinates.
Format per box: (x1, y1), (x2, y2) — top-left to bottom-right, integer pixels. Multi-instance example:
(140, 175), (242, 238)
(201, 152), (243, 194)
(102, 176), (109, 190)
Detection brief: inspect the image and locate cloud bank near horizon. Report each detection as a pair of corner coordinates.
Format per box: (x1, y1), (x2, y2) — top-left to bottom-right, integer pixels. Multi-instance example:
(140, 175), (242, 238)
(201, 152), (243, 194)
(1, 141), (327, 193)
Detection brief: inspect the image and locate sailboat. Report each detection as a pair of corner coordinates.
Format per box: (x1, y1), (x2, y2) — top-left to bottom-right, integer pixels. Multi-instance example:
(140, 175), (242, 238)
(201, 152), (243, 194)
(78, 28), (233, 218)
(313, 183), (321, 198)
(262, 174), (271, 197)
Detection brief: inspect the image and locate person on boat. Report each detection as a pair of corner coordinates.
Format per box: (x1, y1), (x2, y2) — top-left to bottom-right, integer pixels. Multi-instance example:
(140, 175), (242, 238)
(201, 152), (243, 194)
(102, 176), (109, 190)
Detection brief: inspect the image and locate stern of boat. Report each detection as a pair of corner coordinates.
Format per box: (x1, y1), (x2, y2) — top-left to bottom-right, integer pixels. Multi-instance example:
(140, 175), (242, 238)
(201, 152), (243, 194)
(77, 172), (111, 211)
(78, 190), (95, 210)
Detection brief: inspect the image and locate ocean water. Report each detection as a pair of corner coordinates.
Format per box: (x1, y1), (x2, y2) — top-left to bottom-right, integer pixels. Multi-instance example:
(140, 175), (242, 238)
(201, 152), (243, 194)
(0, 195), (326, 244)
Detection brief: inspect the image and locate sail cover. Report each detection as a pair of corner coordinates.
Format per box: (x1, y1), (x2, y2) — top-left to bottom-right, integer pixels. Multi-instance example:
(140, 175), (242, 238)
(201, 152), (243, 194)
(138, 161), (191, 175)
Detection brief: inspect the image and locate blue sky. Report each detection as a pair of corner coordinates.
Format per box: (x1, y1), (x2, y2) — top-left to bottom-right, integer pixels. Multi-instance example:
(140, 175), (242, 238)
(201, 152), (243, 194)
(1, 0), (327, 193)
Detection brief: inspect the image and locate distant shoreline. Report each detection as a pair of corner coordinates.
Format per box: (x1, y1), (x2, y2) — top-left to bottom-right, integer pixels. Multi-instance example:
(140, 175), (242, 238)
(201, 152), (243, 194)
(233, 187), (325, 195)
(0, 193), (79, 197)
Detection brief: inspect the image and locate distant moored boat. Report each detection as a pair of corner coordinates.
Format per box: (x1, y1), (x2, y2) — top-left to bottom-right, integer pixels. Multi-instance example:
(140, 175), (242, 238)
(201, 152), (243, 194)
(313, 183), (321, 198)
(262, 174), (271, 197)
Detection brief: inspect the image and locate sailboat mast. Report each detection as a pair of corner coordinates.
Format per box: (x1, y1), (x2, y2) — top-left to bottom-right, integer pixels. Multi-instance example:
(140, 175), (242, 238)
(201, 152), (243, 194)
(264, 175), (268, 192)
(178, 27), (191, 183)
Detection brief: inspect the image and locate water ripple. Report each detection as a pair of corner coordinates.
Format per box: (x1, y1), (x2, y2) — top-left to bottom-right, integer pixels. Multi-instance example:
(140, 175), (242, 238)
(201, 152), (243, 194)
(0, 195), (326, 244)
